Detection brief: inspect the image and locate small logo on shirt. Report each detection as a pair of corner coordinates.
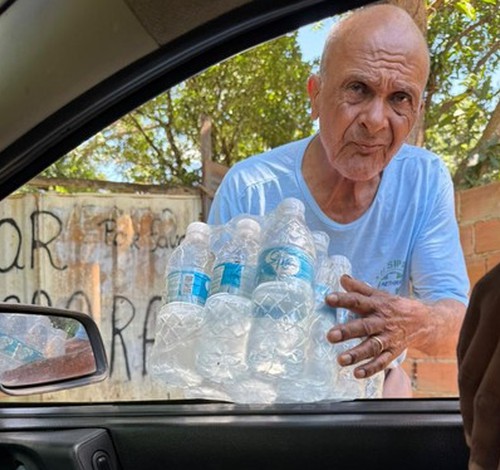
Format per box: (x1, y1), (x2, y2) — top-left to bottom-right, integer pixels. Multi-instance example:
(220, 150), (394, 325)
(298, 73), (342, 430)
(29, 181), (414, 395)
(376, 259), (405, 294)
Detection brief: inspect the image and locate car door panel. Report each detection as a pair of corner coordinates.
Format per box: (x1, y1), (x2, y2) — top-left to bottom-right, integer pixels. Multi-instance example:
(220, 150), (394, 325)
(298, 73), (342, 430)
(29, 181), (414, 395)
(0, 400), (469, 469)
(0, 429), (118, 470)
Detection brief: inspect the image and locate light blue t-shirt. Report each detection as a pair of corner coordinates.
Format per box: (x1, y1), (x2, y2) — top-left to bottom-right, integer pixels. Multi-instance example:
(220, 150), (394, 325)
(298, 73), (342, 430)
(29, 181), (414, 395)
(208, 135), (469, 306)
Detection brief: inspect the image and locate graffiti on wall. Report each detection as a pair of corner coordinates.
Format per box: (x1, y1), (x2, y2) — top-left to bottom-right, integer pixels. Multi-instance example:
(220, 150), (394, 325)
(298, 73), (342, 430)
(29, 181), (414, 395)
(0, 193), (202, 388)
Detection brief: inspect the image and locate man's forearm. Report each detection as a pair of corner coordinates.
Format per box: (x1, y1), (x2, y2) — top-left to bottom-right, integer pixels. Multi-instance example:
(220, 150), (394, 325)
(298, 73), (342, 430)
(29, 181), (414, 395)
(412, 299), (466, 357)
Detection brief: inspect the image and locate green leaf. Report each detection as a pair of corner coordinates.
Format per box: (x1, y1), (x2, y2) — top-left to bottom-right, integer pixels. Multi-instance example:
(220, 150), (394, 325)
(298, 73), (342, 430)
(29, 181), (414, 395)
(455, 1), (477, 20)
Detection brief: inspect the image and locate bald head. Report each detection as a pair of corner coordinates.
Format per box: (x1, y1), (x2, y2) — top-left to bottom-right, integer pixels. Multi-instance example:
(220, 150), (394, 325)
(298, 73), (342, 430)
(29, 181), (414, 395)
(320, 4), (430, 84)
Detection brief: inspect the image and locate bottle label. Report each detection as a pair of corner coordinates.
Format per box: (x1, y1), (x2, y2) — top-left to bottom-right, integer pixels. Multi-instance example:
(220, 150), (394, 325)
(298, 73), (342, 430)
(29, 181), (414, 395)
(256, 246), (314, 284)
(210, 262), (256, 297)
(166, 270), (210, 305)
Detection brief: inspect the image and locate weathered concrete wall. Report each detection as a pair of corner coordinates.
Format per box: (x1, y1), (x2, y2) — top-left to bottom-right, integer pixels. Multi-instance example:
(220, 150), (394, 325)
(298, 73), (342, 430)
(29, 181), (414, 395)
(0, 192), (201, 401)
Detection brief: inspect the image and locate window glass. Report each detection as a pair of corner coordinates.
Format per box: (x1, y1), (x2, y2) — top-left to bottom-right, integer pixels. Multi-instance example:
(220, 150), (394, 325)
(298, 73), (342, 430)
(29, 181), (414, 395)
(1, 4), (498, 403)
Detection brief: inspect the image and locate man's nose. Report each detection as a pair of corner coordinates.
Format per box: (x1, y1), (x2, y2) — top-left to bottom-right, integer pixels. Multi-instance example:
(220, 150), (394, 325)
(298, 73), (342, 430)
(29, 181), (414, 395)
(359, 97), (388, 134)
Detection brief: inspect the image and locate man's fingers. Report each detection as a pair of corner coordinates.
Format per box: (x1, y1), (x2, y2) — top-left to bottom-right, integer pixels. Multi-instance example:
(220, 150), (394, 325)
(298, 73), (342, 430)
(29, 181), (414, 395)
(337, 334), (393, 367)
(327, 317), (385, 343)
(326, 292), (375, 315)
(353, 351), (393, 378)
(340, 275), (375, 296)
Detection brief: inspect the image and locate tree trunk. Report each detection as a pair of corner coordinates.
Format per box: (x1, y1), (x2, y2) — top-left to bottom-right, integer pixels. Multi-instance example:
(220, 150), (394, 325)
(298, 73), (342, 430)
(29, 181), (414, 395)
(200, 114), (213, 221)
(383, 0), (427, 34)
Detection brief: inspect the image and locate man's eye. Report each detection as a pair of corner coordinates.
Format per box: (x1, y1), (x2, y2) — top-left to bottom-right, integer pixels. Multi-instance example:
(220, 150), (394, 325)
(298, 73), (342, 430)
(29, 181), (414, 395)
(348, 82), (366, 94)
(390, 92), (415, 114)
(345, 82), (367, 102)
(391, 92), (412, 105)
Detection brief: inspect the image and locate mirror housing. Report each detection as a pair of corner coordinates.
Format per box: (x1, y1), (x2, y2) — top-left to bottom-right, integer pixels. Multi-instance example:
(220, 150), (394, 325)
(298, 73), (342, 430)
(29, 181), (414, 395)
(0, 303), (108, 396)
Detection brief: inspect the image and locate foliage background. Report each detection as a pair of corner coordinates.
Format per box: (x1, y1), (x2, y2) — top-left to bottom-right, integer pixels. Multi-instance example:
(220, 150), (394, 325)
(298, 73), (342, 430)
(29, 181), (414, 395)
(424, 0), (499, 188)
(41, 0), (499, 191)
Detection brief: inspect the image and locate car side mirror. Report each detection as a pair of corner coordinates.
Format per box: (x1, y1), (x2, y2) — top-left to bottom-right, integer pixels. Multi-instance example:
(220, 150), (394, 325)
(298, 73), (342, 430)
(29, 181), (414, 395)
(0, 303), (108, 396)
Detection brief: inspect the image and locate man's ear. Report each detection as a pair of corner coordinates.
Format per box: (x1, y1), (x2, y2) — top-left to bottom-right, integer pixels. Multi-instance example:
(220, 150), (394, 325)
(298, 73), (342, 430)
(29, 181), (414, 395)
(307, 74), (321, 121)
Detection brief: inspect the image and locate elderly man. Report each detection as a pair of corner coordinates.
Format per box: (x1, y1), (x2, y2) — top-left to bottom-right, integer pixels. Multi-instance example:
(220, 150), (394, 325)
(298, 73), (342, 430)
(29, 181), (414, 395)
(208, 4), (469, 396)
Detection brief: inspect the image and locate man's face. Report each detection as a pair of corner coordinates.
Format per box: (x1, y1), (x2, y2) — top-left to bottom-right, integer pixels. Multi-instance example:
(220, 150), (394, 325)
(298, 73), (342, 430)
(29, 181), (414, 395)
(308, 30), (428, 182)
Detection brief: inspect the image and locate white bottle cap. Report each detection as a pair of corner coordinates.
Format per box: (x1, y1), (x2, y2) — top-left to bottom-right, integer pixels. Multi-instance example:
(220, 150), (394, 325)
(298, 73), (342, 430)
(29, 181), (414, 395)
(235, 217), (261, 237)
(186, 221), (211, 240)
(277, 197), (305, 215)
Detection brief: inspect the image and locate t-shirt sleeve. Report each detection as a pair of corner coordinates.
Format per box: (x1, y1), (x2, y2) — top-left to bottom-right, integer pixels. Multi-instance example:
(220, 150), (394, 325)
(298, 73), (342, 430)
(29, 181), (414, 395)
(207, 179), (234, 225)
(207, 165), (248, 225)
(410, 162), (469, 306)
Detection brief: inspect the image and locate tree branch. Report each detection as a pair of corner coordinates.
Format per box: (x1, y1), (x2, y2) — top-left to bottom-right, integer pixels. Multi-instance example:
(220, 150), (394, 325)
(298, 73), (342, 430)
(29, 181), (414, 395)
(473, 41), (500, 74)
(436, 15), (490, 58)
(128, 113), (163, 159)
(453, 98), (500, 186)
(428, 0), (445, 14)
(164, 90), (186, 179)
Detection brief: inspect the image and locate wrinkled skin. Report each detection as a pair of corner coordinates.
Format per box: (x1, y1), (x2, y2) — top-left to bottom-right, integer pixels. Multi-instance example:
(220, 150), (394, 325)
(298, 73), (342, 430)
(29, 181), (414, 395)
(326, 276), (464, 379)
(307, 20), (427, 185)
(458, 263), (500, 470)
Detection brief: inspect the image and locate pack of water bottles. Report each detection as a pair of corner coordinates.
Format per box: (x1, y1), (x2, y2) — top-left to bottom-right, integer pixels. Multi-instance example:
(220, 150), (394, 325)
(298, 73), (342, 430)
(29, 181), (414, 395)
(149, 197), (384, 403)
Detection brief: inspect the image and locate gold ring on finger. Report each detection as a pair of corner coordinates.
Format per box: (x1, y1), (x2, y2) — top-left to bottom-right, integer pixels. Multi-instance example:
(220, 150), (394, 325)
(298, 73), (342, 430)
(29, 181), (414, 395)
(370, 336), (384, 356)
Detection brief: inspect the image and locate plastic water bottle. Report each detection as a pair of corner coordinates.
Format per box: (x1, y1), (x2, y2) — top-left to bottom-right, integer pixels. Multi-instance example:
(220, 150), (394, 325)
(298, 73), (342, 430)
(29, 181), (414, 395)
(248, 198), (316, 394)
(327, 262), (384, 400)
(196, 217), (261, 385)
(365, 368), (385, 398)
(150, 221), (214, 388)
(328, 255), (366, 400)
(286, 231), (340, 402)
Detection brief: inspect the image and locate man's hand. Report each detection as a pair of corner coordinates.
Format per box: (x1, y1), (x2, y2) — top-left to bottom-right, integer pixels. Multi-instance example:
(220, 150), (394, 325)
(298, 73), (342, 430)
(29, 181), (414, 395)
(457, 264), (500, 470)
(325, 275), (464, 379)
